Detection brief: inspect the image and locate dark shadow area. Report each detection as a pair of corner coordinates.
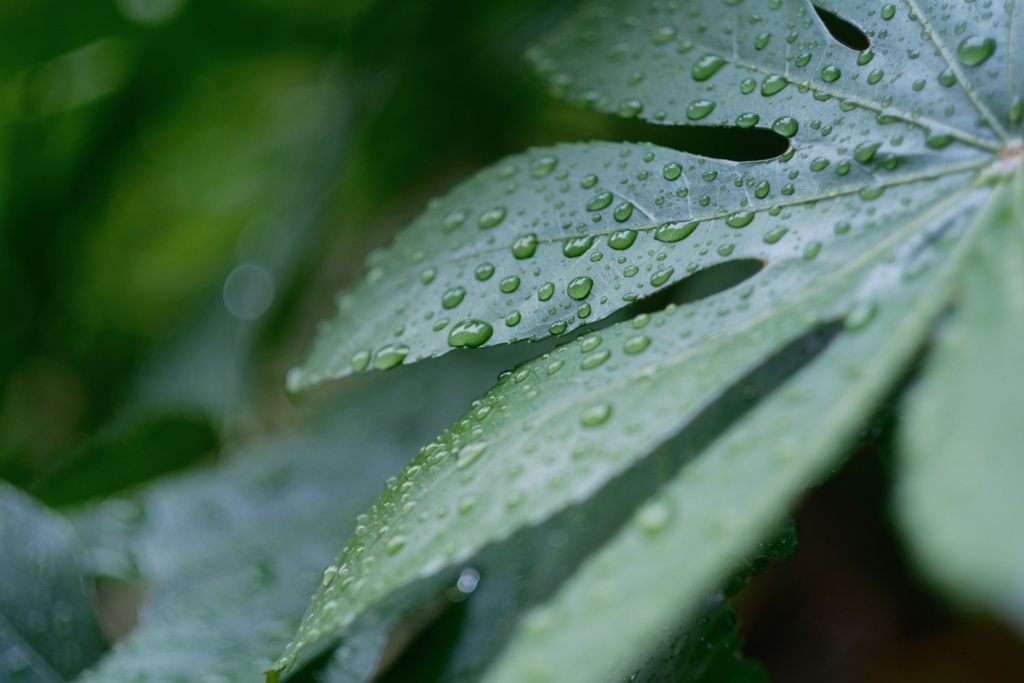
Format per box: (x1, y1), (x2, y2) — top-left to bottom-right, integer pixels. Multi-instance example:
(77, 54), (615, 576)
(373, 321), (844, 683)
(735, 403), (1024, 683)
(813, 5), (871, 52)
(612, 118), (791, 162)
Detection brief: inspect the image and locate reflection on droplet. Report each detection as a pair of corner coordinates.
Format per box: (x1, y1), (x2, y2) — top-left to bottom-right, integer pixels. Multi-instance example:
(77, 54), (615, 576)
(223, 263), (274, 320)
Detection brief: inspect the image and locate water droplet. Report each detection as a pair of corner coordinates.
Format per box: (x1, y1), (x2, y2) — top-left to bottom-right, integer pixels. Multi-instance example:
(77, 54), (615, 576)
(761, 75), (788, 96)
(740, 77), (757, 94)
(608, 229), (638, 250)
(505, 310), (522, 327)
(650, 267), (675, 287)
(457, 495), (477, 515)
(351, 350), (371, 373)
(803, 241), (822, 260)
(925, 132), (954, 149)
(867, 69), (884, 85)
(754, 32), (771, 50)
(809, 157), (830, 171)
(580, 402), (612, 427)
(512, 234), (539, 259)
(456, 442), (489, 469)
(475, 262), (495, 280)
(880, 4), (895, 20)
(447, 320), (494, 348)
(956, 36), (996, 66)
(635, 499), (672, 535)
(820, 65), (841, 82)
(854, 141), (880, 163)
(654, 221), (699, 242)
(581, 349), (610, 369)
(385, 535), (408, 555)
(529, 155), (558, 178)
(490, 272), (521, 296)
(845, 301), (877, 330)
(691, 54), (727, 81)
(443, 210), (467, 231)
(586, 191), (614, 211)
(725, 211), (755, 228)
(686, 99), (717, 120)
(754, 180), (770, 198)
(374, 344), (409, 370)
(567, 276), (594, 300)
(763, 227), (788, 244)
(563, 235), (595, 257)
(546, 358), (564, 374)
(613, 202), (634, 222)
(736, 112), (760, 128)
(478, 207), (506, 229)
(623, 335), (651, 354)
(663, 162), (682, 180)
(771, 116), (799, 137)
(580, 174), (598, 189)
(442, 286), (466, 309)
(549, 321), (568, 335)
(618, 98), (643, 117)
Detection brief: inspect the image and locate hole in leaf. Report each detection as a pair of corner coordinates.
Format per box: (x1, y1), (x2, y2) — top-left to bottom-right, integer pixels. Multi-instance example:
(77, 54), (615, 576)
(626, 258), (765, 317)
(813, 5), (870, 52)
(613, 119), (790, 162)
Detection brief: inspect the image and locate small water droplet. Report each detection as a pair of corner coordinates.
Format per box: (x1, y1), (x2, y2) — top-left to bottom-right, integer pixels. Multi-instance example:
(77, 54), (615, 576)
(736, 112), (760, 128)
(691, 54), (727, 81)
(635, 499), (672, 535)
(538, 282), (555, 301)
(580, 174), (598, 189)
(820, 65), (841, 82)
(581, 349), (610, 369)
(442, 286), (466, 309)
(505, 310), (522, 327)
(613, 202), (634, 222)
(650, 267), (675, 287)
(845, 301), (877, 330)
(726, 211), (755, 228)
(443, 210), (467, 232)
(456, 442), (489, 469)
(500, 275), (521, 293)
(475, 262), (495, 280)
(580, 402), (612, 427)
(663, 162), (682, 180)
(618, 98), (643, 117)
(448, 320), (494, 348)
(351, 349), (371, 373)
(763, 227), (788, 244)
(529, 155), (558, 178)
(686, 99), (717, 120)
(478, 207), (506, 229)
(385, 535), (408, 555)
(880, 4), (895, 20)
(623, 335), (651, 354)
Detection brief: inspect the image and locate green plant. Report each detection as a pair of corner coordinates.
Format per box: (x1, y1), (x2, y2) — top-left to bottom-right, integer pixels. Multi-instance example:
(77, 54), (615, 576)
(4, 1), (1023, 681)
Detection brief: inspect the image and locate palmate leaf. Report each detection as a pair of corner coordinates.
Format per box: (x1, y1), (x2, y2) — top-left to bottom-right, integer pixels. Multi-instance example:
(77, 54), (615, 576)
(276, 0), (1024, 680)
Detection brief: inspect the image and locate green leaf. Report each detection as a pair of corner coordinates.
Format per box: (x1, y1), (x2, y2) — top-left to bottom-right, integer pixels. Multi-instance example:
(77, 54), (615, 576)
(288, 0), (1015, 391)
(896, 166), (1024, 626)
(0, 483), (106, 683)
(69, 356), (496, 683)
(278, 0), (1024, 677)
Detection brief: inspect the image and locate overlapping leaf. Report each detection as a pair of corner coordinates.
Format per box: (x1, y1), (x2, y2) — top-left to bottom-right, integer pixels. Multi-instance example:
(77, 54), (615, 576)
(897, 166), (1024, 628)
(277, 0), (1024, 680)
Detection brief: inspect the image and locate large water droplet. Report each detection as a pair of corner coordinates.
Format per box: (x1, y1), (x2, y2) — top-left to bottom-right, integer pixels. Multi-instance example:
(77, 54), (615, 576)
(512, 233), (539, 259)
(500, 275), (521, 293)
(956, 36), (996, 66)
(654, 221), (699, 243)
(563, 235), (595, 257)
(761, 75), (788, 96)
(374, 344), (410, 370)
(529, 155), (558, 178)
(586, 191), (614, 211)
(771, 116), (799, 137)
(726, 211), (755, 228)
(613, 202), (634, 222)
(448, 320), (494, 348)
(623, 335), (651, 354)
(567, 276), (594, 300)
(691, 54), (727, 81)
(608, 229), (638, 250)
